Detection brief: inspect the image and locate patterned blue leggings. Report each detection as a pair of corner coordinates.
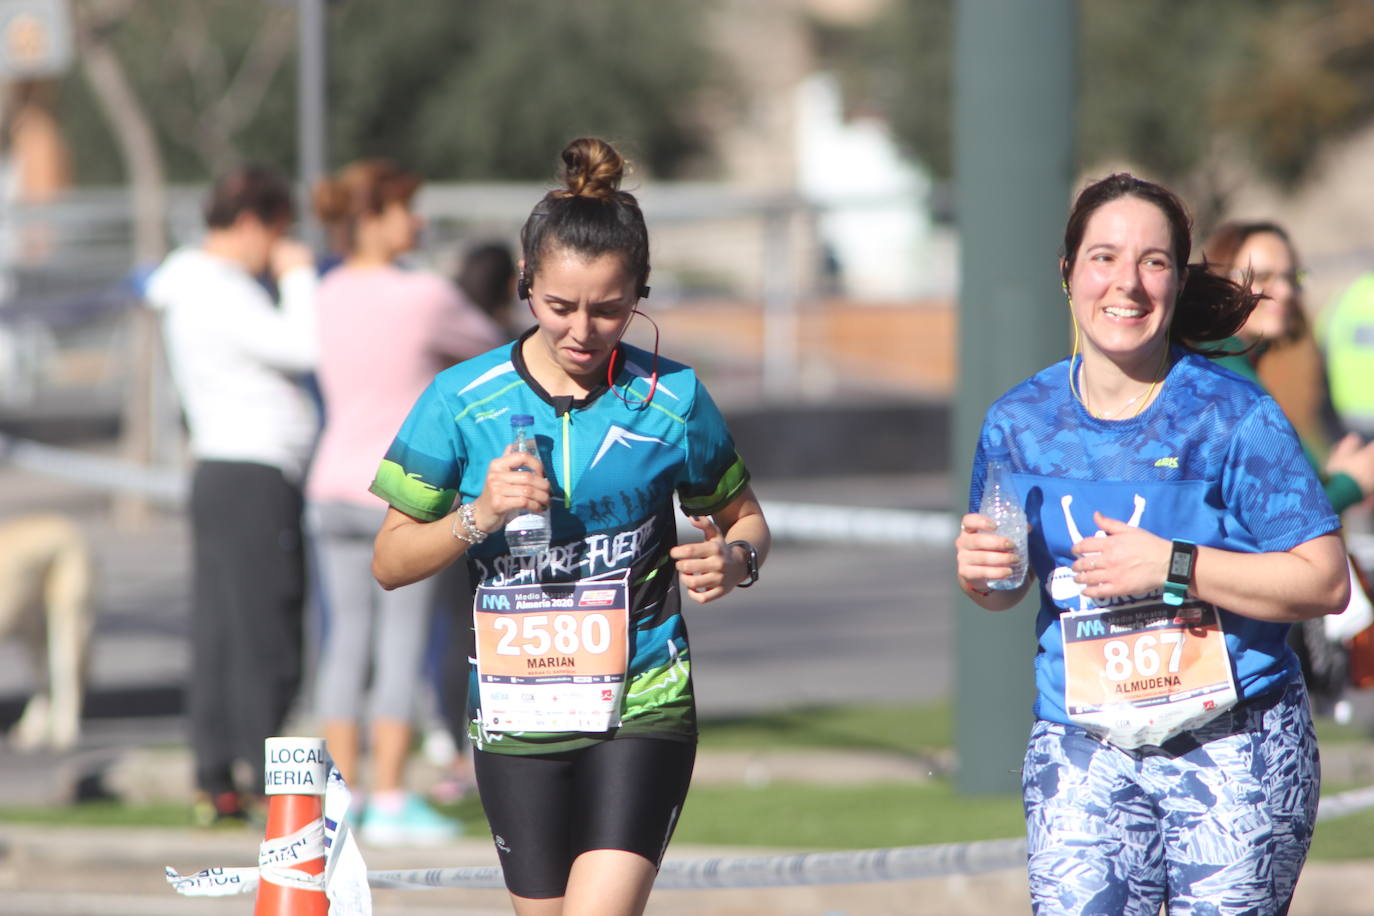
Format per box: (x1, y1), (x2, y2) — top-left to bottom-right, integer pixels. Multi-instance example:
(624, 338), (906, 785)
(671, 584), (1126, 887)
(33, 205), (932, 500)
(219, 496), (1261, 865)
(1022, 681), (1319, 916)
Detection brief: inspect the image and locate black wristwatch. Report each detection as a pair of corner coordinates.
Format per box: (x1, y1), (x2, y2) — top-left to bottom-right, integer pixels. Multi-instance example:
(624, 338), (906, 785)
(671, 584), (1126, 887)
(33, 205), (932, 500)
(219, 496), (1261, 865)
(1163, 539), (1197, 607)
(728, 540), (759, 588)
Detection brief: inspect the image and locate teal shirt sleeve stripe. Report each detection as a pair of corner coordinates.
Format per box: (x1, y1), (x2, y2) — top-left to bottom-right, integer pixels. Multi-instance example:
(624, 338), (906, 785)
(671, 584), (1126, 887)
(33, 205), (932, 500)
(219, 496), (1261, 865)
(679, 454), (750, 516)
(370, 458), (457, 522)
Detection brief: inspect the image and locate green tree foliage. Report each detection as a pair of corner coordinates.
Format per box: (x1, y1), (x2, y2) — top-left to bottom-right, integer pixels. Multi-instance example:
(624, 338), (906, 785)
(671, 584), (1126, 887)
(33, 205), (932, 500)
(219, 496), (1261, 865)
(57, 0), (297, 184)
(53, 0), (720, 185)
(329, 0), (719, 180)
(822, 0), (951, 181)
(834, 0), (1374, 198)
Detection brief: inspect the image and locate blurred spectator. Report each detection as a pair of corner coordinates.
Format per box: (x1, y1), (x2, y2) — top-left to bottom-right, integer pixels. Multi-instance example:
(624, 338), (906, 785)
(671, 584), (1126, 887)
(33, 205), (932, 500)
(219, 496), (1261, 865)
(1205, 221), (1374, 720)
(1320, 271), (1374, 442)
(424, 238), (519, 792)
(0, 79), (73, 394)
(1204, 224), (1341, 454)
(146, 165), (318, 825)
(4, 80), (71, 200)
(455, 240), (519, 337)
(308, 158), (502, 846)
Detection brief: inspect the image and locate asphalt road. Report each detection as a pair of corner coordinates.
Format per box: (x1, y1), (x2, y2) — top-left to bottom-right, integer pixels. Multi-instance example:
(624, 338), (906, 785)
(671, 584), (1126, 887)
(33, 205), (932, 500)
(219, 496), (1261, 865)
(690, 537), (951, 716)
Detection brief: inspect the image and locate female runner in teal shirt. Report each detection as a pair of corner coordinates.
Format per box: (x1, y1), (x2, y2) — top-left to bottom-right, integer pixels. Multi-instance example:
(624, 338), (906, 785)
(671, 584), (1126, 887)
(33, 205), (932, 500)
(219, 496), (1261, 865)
(370, 137), (769, 916)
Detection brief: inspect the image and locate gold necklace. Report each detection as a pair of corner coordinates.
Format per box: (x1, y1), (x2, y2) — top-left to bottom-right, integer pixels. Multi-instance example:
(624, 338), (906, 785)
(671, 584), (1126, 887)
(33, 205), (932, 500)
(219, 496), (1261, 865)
(1070, 346), (1170, 420)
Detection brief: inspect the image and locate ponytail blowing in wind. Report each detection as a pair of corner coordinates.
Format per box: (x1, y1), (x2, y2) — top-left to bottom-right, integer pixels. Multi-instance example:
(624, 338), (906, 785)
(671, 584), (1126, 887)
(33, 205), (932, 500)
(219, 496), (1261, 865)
(1061, 172), (1261, 354)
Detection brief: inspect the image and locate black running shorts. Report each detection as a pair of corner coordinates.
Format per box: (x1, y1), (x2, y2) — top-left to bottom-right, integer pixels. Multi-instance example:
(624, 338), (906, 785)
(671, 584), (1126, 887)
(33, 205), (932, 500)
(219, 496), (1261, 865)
(474, 736), (696, 899)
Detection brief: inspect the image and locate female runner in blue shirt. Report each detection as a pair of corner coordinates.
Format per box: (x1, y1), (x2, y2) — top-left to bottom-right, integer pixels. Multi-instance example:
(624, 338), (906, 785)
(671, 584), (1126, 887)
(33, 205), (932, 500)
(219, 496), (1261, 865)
(370, 137), (769, 916)
(954, 173), (1349, 916)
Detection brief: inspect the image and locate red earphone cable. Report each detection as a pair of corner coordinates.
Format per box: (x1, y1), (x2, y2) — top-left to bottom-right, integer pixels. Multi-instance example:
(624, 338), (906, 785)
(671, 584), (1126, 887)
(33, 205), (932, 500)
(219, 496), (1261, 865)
(609, 308), (659, 407)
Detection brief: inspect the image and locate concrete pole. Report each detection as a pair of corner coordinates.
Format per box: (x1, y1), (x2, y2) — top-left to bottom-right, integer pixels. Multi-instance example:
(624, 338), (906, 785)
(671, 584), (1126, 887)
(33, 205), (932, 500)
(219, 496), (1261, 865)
(762, 204), (799, 399)
(951, 0), (1076, 794)
(297, 0), (326, 249)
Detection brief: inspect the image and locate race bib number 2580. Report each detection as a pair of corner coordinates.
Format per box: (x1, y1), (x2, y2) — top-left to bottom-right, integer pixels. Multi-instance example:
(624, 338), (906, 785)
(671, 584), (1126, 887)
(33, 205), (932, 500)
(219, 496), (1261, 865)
(475, 577), (629, 733)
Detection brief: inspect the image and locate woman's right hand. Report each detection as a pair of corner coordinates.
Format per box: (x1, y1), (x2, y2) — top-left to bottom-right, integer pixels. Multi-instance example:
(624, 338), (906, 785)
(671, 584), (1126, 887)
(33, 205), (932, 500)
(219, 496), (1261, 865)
(470, 447), (552, 534)
(955, 513), (1019, 593)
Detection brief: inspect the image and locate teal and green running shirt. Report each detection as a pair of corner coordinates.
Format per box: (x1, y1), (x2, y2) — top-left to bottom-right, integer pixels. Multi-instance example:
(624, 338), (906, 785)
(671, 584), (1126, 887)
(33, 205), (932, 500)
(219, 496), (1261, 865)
(370, 331), (749, 755)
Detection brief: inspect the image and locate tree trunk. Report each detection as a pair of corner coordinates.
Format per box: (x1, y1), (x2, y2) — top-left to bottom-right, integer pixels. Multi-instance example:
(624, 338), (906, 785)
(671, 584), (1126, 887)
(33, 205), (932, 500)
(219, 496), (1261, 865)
(74, 3), (170, 527)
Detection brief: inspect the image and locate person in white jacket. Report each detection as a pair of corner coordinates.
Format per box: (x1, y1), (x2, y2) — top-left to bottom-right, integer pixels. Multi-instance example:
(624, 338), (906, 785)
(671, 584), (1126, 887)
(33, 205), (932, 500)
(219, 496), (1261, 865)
(147, 165), (319, 826)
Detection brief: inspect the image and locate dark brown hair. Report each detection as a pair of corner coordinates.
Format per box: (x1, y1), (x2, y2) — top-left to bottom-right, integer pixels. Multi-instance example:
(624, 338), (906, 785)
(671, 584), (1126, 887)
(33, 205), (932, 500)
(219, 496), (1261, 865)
(1061, 173), (1260, 352)
(519, 138), (650, 295)
(203, 165), (293, 230)
(457, 241), (516, 318)
(312, 159), (422, 252)
(1202, 221), (1307, 344)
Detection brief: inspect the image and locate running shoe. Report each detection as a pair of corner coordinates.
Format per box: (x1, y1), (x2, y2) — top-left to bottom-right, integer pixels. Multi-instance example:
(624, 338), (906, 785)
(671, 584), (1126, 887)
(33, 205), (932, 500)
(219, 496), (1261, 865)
(192, 791), (250, 828)
(360, 793), (462, 847)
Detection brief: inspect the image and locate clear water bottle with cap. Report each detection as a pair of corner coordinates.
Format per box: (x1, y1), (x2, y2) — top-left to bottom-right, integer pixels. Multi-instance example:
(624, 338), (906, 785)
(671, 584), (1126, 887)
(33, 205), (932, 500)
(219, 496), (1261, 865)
(979, 447), (1028, 590)
(505, 414), (550, 557)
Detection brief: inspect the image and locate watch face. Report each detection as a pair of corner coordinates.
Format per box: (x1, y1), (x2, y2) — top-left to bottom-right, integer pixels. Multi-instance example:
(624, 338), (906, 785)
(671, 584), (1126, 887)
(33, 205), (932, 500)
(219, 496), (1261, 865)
(1169, 553), (1192, 578)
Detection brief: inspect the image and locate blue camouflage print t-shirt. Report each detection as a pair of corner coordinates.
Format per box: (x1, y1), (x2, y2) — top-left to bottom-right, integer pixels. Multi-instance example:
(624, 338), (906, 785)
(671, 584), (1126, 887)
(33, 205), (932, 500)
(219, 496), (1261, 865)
(968, 349), (1339, 727)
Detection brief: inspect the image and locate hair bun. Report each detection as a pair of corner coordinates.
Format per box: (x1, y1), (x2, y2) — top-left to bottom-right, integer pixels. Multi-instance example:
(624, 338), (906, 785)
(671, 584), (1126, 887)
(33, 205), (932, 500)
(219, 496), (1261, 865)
(557, 137), (625, 201)
(311, 177), (351, 223)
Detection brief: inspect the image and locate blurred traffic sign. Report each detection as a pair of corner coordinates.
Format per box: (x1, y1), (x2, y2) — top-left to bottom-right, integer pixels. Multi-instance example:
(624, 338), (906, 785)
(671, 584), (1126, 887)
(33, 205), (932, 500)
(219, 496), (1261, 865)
(0, 0), (72, 79)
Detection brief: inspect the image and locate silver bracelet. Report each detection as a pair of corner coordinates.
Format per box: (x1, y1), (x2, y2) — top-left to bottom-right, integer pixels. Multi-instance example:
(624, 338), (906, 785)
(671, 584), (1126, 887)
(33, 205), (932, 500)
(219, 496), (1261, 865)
(450, 502), (488, 545)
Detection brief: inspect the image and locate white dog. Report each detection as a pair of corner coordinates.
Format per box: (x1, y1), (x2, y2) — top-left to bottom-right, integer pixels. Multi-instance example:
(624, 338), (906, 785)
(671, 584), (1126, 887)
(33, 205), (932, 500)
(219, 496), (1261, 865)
(0, 513), (95, 751)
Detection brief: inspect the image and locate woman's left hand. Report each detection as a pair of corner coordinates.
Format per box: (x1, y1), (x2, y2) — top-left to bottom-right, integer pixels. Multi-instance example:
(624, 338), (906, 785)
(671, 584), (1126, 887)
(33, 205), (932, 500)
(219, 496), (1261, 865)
(671, 515), (737, 604)
(1326, 432), (1374, 497)
(1070, 511), (1171, 601)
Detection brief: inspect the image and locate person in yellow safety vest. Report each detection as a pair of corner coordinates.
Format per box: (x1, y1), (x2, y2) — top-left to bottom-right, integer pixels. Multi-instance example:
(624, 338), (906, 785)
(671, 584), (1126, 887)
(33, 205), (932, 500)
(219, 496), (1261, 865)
(1321, 272), (1374, 439)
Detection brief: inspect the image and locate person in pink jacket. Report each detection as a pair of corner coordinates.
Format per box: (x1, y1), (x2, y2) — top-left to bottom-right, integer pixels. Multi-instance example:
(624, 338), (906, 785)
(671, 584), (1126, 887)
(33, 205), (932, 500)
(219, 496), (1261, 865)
(307, 159), (503, 846)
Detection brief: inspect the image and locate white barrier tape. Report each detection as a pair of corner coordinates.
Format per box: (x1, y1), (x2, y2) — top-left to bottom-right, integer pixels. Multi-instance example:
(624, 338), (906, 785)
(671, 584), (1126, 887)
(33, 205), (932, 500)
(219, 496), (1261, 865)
(1315, 785), (1374, 822)
(260, 861), (326, 893)
(367, 837), (1030, 892)
(364, 785), (1374, 892)
(165, 863), (324, 897)
(163, 865), (258, 897)
(368, 864), (506, 890)
(0, 433), (186, 503)
(165, 767), (372, 913)
(672, 500), (955, 546)
(258, 818), (327, 895)
(323, 768), (373, 915)
(259, 818), (324, 868)
(749, 501), (958, 547)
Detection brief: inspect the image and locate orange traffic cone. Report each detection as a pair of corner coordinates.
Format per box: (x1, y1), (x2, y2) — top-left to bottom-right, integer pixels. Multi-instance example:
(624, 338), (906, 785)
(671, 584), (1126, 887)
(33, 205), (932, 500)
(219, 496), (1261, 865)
(253, 737), (330, 915)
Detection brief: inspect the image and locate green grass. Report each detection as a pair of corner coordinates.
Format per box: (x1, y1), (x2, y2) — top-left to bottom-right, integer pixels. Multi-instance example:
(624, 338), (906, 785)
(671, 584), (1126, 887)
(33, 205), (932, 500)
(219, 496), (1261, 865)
(0, 800), (194, 828)
(675, 781), (1024, 849)
(1314, 716), (1372, 745)
(0, 700), (1371, 862)
(1308, 796), (1374, 861)
(0, 794), (493, 834)
(697, 702), (950, 758)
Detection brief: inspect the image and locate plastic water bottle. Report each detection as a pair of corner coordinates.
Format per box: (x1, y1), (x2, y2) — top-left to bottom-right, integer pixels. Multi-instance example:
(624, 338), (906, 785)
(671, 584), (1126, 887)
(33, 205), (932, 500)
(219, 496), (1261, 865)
(978, 448), (1028, 590)
(505, 414), (550, 557)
